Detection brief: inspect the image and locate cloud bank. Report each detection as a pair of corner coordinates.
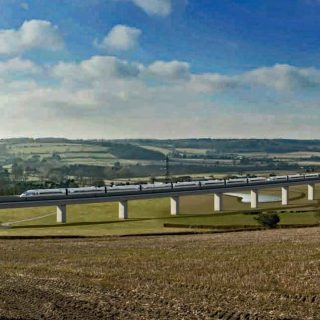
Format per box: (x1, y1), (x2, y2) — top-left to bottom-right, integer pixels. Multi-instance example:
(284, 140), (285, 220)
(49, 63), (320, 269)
(0, 52), (319, 138)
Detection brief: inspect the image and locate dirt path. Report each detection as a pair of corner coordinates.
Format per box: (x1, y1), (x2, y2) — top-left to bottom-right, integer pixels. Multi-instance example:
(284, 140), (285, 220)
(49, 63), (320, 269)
(1, 212), (55, 228)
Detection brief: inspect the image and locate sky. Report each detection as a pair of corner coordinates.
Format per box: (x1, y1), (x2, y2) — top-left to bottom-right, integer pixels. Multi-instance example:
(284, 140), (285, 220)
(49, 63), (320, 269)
(0, 0), (320, 139)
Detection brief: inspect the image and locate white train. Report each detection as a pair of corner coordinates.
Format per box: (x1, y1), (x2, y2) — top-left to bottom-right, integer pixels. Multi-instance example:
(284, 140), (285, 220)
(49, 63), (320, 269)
(226, 178), (247, 185)
(201, 179), (225, 187)
(141, 183), (172, 191)
(19, 173), (320, 198)
(267, 175), (288, 182)
(20, 189), (67, 197)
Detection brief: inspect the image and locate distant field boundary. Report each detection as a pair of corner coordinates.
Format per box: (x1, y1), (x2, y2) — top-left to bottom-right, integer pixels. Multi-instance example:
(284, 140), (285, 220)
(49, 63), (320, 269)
(0, 231), (212, 240)
(0, 224), (319, 240)
(163, 222), (320, 231)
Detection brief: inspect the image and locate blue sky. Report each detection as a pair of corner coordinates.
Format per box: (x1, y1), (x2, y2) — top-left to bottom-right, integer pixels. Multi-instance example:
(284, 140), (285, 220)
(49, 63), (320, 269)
(0, 0), (319, 138)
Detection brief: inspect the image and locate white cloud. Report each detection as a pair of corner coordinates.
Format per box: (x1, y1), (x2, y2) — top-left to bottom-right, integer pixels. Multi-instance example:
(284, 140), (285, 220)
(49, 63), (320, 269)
(0, 19), (64, 55)
(189, 64), (320, 93)
(243, 64), (320, 91)
(147, 60), (190, 80)
(95, 25), (141, 51)
(131, 0), (171, 16)
(0, 57), (41, 76)
(53, 55), (143, 88)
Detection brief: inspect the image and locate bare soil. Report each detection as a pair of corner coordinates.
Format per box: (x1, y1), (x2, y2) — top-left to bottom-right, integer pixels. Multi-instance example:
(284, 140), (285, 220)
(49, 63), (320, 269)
(0, 228), (320, 319)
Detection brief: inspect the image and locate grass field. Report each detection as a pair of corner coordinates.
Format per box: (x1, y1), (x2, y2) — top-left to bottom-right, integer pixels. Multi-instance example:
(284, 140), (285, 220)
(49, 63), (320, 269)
(0, 228), (320, 319)
(140, 145), (172, 155)
(175, 148), (210, 155)
(60, 152), (115, 159)
(7, 142), (110, 154)
(6, 142), (117, 166)
(0, 185), (318, 237)
(6, 142), (165, 167)
(241, 151), (320, 158)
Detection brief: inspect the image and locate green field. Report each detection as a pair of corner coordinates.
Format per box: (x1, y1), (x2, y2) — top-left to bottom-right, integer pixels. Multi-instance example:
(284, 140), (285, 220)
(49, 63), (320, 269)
(140, 145), (172, 155)
(175, 148), (210, 155)
(5, 141), (163, 167)
(0, 185), (318, 236)
(6, 142), (116, 167)
(7, 143), (110, 156)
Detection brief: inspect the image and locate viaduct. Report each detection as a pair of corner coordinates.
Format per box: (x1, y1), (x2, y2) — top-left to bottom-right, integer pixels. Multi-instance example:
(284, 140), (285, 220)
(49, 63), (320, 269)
(0, 177), (318, 223)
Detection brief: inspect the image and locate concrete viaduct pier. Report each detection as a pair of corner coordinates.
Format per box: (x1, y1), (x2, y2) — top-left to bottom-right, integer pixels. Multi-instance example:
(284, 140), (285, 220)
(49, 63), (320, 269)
(308, 184), (315, 201)
(250, 190), (258, 209)
(56, 205), (66, 223)
(214, 193), (223, 212)
(119, 200), (128, 220)
(170, 196), (180, 215)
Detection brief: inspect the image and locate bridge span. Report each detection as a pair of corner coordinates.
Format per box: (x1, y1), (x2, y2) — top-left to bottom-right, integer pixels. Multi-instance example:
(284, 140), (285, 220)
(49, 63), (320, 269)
(0, 176), (319, 223)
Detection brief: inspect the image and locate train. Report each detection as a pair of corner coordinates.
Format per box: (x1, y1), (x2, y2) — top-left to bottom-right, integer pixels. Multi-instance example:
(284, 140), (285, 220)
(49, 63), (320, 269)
(19, 173), (320, 198)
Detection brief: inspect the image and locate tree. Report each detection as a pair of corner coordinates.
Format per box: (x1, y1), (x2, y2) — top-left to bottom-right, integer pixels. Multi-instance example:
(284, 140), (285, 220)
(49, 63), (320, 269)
(112, 162), (121, 171)
(92, 178), (105, 187)
(255, 212), (280, 229)
(51, 153), (61, 161)
(11, 163), (24, 181)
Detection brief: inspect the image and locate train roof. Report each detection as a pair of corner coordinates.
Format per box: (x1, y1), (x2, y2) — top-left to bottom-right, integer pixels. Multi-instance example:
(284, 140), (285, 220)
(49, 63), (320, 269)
(24, 188), (65, 192)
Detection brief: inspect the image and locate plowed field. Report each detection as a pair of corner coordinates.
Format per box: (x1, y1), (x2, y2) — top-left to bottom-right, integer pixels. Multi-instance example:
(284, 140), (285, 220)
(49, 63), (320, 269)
(0, 228), (320, 319)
